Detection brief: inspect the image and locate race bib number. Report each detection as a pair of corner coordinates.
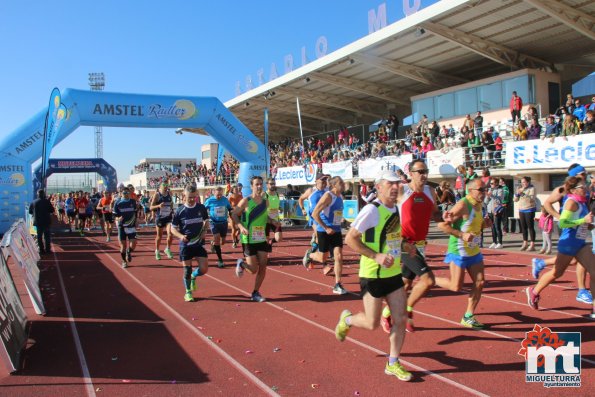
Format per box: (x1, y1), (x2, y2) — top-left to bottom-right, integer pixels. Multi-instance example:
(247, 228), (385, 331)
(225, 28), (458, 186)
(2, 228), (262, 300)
(251, 226), (265, 242)
(576, 224), (588, 240)
(215, 206), (226, 218)
(104, 206), (110, 212)
(333, 210), (343, 226)
(124, 227), (136, 234)
(467, 236), (481, 248)
(78, 208), (86, 214)
(268, 209), (279, 219)
(160, 205), (171, 217)
(386, 233), (401, 258)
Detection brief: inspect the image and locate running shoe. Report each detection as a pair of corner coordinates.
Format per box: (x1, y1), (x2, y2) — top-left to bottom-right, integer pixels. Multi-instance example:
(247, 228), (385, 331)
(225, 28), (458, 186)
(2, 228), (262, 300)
(217, 260), (225, 269)
(106, 236), (111, 242)
(155, 250), (161, 260)
(251, 291), (266, 302)
(164, 247), (174, 259)
(460, 315), (485, 329)
(495, 243), (503, 249)
(210, 242), (216, 254)
(190, 277), (197, 291)
(531, 258), (545, 279)
(332, 283), (347, 295)
(489, 243), (496, 249)
(311, 242), (319, 253)
(126, 249), (132, 263)
(235, 259), (245, 278)
(384, 361), (412, 382)
(381, 306), (392, 334)
(335, 309), (351, 342)
(232, 240), (238, 249)
(576, 289), (593, 305)
(405, 310), (415, 333)
(121, 261), (128, 269)
(184, 291), (194, 302)
(302, 249), (312, 268)
(526, 287), (539, 310)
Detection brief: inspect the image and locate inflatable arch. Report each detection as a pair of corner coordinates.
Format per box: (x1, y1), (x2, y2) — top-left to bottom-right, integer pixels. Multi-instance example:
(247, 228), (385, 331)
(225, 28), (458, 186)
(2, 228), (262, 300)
(0, 89), (267, 234)
(33, 158), (118, 193)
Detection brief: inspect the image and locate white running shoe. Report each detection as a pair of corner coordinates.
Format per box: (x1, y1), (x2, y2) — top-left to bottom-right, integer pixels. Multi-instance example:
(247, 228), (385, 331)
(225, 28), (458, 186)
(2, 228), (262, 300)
(489, 243), (496, 249)
(495, 243), (503, 249)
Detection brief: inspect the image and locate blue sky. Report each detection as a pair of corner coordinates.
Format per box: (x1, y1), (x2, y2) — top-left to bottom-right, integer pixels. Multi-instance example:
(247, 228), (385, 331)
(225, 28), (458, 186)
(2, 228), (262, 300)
(0, 0), (434, 183)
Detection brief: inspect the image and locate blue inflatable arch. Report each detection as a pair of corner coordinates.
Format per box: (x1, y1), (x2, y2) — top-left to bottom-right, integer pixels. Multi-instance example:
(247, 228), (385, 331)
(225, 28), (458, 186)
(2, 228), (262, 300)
(0, 89), (267, 234)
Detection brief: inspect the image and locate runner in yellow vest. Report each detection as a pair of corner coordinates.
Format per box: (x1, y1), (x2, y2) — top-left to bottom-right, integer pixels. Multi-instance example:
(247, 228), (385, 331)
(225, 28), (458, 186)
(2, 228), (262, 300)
(334, 171), (415, 382)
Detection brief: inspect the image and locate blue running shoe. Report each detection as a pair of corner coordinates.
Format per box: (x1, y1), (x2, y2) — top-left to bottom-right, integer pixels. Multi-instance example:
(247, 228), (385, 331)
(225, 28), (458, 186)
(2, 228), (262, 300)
(576, 289), (593, 305)
(531, 258), (545, 279)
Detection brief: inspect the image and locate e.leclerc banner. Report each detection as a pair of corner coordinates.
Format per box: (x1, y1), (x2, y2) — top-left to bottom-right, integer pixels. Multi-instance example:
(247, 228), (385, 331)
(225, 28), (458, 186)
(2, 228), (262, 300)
(505, 134), (595, 170)
(275, 164), (318, 187)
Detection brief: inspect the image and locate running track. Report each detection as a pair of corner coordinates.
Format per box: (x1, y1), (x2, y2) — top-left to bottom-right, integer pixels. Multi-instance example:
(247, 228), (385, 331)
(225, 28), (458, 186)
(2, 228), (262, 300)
(1, 226), (593, 396)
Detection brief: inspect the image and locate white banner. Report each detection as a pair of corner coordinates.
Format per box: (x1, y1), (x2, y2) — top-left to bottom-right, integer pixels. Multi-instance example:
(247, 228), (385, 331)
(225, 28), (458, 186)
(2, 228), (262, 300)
(322, 160), (353, 180)
(275, 164), (318, 186)
(357, 154), (412, 179)
(427, 148), (465, 176)
(505, 134), (595, 170)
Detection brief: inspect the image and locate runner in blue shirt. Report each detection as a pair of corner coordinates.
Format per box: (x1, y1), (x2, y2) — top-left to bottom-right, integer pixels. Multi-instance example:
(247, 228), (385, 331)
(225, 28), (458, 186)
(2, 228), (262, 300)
(171, 184), (210, 302)
(113, 187), (138, 269)
(150, 183), (175, 260)
(204, 186), (233, 268)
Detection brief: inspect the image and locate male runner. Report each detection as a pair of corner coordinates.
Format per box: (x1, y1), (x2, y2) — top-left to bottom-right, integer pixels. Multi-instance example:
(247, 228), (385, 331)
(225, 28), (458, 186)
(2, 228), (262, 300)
(65, 192), (76, 232)
(298, 175), (329, 254)
(75, 191), (89, 236)
(150, 183), (175, 260)
(97, 190), (113, 242)
(113, 187), (138, 268)
(335, 170), (413, 381)
(204, 186), (233, 268)
(531, 163), (592, 304)
(171, 184), (210, 302)
(231, 176), (270, 302)
(228, 185), (243, 248)
(90, 187), (102, 229)
(381, 159), (442, 333)
(264, 178), (283, 248)
(303, 176), (347, 294)
(436, 178), (490, 329)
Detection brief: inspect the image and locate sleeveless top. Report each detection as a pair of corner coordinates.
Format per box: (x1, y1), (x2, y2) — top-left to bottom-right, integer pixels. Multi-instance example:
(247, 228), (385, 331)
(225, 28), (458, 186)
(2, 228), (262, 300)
(447, 197), (483, 257)
(398, 184), (434, 242)
(316, 192), (343, 233)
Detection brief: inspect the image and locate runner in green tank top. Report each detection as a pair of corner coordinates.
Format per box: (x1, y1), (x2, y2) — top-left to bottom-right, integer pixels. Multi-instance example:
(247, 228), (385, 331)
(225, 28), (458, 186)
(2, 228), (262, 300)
(231, 176), (270, 303)
(334, 171), (415, 382)
(436, 178), (491, 329)
(265, 178), (283, 249)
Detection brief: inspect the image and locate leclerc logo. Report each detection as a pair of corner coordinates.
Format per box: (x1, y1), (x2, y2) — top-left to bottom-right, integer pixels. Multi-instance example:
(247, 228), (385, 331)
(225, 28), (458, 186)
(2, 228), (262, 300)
(304, 164), (317, 183)
(518, 324), (581, 388)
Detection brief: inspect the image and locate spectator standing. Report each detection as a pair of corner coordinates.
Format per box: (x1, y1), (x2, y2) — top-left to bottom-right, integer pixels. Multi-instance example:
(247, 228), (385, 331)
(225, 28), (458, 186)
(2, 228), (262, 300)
(537, 206), (554, 255)
(486, 178), (505, 248)
(482, 128), (496, 166)
(474, 111), (483, 137)
(514, 176), (537, 251)
(29, 189), (55, 255)
(493, 131), (503, 164)
(510, 91), (523, 124)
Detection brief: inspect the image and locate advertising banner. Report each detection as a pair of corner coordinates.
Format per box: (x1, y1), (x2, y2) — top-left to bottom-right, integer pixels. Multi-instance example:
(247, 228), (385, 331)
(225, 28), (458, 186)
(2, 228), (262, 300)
(275, 164), (318, 186)
(505, 134), (595, 170)
(322, 160), (353, 180)
(0, 159), (30, 231)
(427, 148), (465, 176)
(1, 220), (44, 315)
(357, 154), (412, 179)
(0, 253), (28, 373)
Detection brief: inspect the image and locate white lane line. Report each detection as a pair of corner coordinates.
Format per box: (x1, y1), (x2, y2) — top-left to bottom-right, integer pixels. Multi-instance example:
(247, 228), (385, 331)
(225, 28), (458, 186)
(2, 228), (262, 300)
(52, 250), (96, 397)
(92, 242), (280, 397)
(207, 274), (489, 397)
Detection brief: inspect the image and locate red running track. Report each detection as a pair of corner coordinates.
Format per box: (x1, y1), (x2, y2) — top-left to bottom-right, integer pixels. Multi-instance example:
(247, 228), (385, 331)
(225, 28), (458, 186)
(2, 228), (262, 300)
(0, 226), (593, 396)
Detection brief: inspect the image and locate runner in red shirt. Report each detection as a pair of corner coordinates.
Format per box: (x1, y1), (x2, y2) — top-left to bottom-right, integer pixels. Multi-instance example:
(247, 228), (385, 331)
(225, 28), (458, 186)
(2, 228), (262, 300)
(75, 191), (89, 236)
(382, 159), (442, 333)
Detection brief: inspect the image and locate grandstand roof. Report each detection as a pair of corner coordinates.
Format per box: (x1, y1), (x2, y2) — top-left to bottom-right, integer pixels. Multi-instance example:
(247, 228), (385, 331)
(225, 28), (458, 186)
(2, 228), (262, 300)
(219, 0), (595, 142)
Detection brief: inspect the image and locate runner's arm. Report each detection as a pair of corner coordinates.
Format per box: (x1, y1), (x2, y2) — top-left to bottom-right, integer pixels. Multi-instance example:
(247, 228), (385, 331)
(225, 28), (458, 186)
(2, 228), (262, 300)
(311, 192), (333, 234)
(345, 227), (391, 266)
(543, 186), (564, 219)
(437, 201), (473, 242)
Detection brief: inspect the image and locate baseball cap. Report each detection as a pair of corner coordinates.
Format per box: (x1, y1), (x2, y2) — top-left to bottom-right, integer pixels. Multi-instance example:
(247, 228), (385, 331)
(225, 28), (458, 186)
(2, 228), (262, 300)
(375, 170), (401, 184)
(316, 174), (330, 181)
